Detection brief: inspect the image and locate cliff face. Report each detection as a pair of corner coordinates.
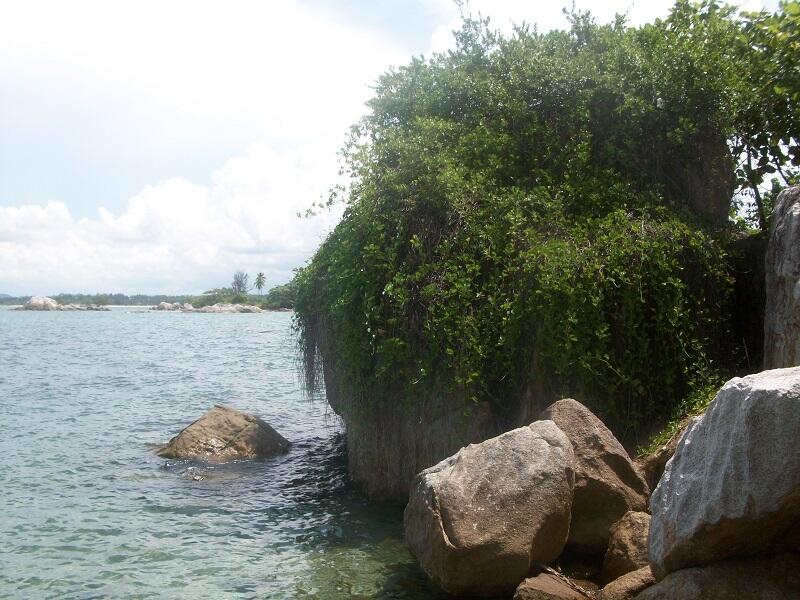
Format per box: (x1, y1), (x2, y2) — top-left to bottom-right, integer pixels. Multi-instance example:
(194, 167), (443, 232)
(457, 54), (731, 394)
(321, 346), (497, 501)
(320, 328), (560, 501)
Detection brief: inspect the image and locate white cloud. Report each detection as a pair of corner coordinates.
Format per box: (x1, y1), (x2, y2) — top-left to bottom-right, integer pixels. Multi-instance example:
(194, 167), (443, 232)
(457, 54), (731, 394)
(0, 143), (342, 295)
(0, 0), (782, 295)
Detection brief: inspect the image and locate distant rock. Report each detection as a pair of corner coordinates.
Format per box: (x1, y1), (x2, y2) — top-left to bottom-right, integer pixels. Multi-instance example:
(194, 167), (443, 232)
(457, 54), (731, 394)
(151, 302), (264, 313)
(404, 421), (575, 598)
(649, 367), (800, 578)
(21, 296), (61, 310)
(596, 566), (654, 600)
(195, 303), (263, 313)
(156, 405), (290, 462)
(153, 301), (177, 311)
(601, 511), (650, 583)
(765, 186), (800, 369)
(539, 399), (649, 558)
(18, 296), (109, 311)
(637, 553), (800, 600)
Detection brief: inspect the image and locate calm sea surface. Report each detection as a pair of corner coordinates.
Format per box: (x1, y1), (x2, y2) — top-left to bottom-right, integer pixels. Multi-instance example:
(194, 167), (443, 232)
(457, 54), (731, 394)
(0, 307), (442, 599)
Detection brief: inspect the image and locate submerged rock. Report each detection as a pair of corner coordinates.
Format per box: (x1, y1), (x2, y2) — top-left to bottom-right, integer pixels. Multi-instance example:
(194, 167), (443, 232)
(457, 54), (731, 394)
(539, 399), (649, 558)
(156, 405), (290, 462)
(649, 367), (800, 578)
(765, 186), (800, 369)
(404, 420), (575, 598)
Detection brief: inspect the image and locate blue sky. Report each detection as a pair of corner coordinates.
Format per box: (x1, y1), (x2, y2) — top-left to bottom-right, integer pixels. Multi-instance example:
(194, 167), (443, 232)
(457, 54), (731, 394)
(0, 0), (777, 295)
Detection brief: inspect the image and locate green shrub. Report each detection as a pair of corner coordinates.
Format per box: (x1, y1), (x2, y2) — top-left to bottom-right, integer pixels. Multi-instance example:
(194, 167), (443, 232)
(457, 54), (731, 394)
(295, 3), (797, 434)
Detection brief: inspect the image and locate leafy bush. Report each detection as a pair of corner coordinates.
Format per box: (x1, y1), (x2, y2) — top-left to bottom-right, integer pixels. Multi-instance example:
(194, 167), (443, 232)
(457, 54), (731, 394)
(261, 281), (297, 310)
(295, 3), (797, 435)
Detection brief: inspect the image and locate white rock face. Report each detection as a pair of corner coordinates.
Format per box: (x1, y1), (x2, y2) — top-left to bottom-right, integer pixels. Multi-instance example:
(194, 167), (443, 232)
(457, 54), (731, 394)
(649, 367), (800, 578)
(151, 302), (263, 313)
(23, 296), (61, 310)
(765, 186), (800, 368)
(404, 420), (575, 597)
(195, 303), (263, 313)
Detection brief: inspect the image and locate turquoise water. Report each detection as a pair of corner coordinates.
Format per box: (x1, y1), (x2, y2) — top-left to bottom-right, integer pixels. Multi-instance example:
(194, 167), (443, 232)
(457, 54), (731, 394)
(0, 307), (443, 599)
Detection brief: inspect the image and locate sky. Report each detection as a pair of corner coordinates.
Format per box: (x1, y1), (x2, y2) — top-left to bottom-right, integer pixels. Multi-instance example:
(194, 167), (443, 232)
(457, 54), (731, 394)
(0, 0), (777, 295)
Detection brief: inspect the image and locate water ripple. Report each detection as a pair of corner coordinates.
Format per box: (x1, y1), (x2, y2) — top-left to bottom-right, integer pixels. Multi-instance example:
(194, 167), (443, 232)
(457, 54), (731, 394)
(0, 308), (444, 599)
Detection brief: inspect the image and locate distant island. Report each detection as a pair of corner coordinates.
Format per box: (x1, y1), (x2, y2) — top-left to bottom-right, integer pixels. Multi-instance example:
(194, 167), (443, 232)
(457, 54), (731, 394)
(0, 278), (297, 311)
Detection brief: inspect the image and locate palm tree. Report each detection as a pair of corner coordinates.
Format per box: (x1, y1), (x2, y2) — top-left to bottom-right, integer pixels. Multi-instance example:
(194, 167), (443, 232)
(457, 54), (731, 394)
(254, 272), (266, 296)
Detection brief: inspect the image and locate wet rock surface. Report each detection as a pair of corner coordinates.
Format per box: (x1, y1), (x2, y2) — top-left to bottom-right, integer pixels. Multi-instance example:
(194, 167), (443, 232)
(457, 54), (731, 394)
(156, 405), (290, 462)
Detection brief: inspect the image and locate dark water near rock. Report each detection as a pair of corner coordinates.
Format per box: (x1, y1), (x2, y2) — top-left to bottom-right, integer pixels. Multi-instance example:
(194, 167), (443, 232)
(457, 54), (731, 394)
(0, 307), (444, 599)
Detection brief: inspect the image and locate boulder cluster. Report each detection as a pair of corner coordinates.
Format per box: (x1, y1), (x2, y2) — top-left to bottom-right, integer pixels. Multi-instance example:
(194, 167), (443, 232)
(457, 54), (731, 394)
(152, 301), (264, 313)
(17, 296), (110, 311)
(404, 367), (800, 599)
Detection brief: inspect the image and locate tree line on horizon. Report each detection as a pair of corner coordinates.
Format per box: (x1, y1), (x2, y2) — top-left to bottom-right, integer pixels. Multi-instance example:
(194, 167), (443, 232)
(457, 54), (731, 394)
(0, 271), (297, 309)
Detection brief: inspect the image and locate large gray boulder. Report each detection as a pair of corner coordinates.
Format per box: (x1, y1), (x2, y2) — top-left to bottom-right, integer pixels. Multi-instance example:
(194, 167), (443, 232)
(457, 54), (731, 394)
(649, 367), (800, 578)
(637, 553), (800, 600)
(539, 399), (649, 557)
(404, 421), (575, 598)
(765, 186), (800, 369)
(156, 405), (290, 462)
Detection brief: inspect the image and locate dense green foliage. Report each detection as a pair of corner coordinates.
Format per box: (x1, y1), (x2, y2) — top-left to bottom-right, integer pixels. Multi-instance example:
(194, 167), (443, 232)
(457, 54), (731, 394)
(261, 280), (297, 310)
(295, 2), (799, 434)
(188, 282), (296, 310)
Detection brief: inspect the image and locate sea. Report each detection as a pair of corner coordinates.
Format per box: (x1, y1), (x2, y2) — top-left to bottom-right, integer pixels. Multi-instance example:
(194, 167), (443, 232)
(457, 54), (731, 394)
(0, 307), (444, 599)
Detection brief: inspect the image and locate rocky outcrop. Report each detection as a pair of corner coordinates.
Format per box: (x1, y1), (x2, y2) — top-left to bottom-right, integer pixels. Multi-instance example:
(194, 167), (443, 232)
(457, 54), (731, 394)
(156, 405), (290, 462)
(601, 512), (650, 583)
(404, 421), (575, 598)
(23, 296), (60, 310)
(153, 301), (193, 311)
(539, 399), (649, 557)
(152, 302), (263, 313)
(637, 553), (800, 600)
(18, 296), (110, 311)
(648, 367), (800, 578)
(513, 572), (590, 600)
(596, 566), (654, 600)
(765, 186), (800, 369)
(195, 303), (263, 313)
